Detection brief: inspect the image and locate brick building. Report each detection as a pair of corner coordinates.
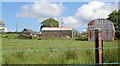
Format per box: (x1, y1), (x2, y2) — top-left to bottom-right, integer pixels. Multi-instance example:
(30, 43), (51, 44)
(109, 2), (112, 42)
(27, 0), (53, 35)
(41, 27), (72, 39)
(88, 18), (115, 41)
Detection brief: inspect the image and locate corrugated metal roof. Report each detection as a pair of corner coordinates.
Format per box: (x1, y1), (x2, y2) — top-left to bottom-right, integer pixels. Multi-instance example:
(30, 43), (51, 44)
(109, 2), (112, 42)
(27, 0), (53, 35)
(41, 27), (72, 31)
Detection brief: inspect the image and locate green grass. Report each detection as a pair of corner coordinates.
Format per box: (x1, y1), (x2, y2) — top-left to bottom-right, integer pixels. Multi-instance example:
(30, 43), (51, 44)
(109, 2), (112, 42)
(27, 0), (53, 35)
(2, 38), (119, 64)
(1, 33), (19, 39)
(1, 33), (119, 64)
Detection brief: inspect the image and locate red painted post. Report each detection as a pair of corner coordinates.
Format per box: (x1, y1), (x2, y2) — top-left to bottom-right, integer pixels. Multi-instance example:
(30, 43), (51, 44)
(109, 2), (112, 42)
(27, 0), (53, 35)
(95, 28), (103, 66)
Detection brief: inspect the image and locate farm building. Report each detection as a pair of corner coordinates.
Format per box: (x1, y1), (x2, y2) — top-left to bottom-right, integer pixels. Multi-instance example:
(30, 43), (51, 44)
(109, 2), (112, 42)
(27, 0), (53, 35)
(87, 18), (115, 41)
(41, 27), (72, 39)
(18, 28), (40, 39)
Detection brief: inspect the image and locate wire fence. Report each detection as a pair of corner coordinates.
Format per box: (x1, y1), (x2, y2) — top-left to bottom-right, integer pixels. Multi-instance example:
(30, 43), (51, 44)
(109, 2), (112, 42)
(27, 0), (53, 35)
(1, 47), (119, 65)
(0, 30), (120, 65)
(1, 33), (119, 65)
(1, 47), (119, 53)
(1, 47), (120, 65)
(95, 63), (120, 65)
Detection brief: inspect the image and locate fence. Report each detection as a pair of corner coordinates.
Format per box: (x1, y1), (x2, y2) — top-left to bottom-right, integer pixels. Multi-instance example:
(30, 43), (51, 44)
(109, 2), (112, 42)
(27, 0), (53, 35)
(1, 29), (120, 65)
(1, 47), (119, 65)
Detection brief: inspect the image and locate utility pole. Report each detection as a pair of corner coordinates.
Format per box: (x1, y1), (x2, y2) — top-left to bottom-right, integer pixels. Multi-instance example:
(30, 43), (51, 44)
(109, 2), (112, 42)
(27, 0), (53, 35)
(16, 23), (18, 32)
(61, 18), (63, 28)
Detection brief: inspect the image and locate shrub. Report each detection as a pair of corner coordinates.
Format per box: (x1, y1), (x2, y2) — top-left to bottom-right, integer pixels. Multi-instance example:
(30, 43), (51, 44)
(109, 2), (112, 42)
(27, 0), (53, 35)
(2, 35), (9, 39)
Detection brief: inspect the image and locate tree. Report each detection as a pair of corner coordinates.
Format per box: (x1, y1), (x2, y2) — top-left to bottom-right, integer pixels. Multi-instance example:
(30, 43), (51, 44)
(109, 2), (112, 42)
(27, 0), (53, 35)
(72, 29), (79, 37)
(79, 31), (88, 41)
(0, 20), (5, 27)
(107, 10), (120, 39)
(0, 20), (6, 33)
(74, 30), (88, 41)
(41, 18), (59, 27)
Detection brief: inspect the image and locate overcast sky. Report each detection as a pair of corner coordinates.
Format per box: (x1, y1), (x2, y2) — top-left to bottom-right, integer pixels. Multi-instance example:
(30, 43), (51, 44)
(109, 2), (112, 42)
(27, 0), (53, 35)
(2, 0), (119, 32)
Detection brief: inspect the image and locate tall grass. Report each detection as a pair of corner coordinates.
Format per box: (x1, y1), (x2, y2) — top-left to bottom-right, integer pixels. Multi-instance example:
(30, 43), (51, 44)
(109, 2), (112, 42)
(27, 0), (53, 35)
(2, 38), (118, 64)
(1, 34), (19, 39)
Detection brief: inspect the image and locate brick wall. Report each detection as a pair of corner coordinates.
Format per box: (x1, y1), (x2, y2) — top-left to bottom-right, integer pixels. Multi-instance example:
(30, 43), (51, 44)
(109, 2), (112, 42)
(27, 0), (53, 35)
(88, 19), (115, 41)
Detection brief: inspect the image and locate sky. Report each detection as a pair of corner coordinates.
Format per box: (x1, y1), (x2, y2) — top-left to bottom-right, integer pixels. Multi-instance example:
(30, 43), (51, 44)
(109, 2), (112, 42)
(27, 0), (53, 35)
(1, 0), (119, 32)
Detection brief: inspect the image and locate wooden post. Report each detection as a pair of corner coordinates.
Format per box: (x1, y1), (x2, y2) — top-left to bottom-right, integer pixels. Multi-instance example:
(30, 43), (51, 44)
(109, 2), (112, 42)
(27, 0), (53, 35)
(95, 28), (103, 66)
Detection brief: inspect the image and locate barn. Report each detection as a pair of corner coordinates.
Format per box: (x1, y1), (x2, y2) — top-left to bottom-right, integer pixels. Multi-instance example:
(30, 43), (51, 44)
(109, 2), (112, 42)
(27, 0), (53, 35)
(87, 18), (115, 41)
(18, 28), (40, 39)
(41, 27), (72, 39)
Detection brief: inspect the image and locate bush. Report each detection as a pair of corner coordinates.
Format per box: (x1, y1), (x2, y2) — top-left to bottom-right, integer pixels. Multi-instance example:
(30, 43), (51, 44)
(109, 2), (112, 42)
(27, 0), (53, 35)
(75, 36), (88, 41)
(2, 34), (19, 39)
(5, 32), (20, 34)
(2, 35), (9, 39)
(74, 31), (88, 41)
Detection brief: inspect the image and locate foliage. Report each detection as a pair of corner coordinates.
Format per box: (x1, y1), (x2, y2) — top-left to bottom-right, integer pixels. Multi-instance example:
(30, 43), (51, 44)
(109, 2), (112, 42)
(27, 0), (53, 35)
(107, 10), (120, 39)
(0, 20), (6, 33)
(5, 32), (20, 34)
(75, 31), (88, 41)
(0, 20), (5, 27)
(1, 33), (19, 39)
(42, 18), (59, 27)
(72, 29), (79, 37)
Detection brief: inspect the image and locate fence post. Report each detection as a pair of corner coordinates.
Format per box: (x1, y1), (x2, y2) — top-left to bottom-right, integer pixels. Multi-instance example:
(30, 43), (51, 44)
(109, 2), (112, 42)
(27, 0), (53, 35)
(95, 28), (103, 66)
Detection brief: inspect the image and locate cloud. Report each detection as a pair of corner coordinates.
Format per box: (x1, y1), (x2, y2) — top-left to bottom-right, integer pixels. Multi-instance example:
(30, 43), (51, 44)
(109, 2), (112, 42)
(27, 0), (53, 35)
(35, 1), (117, 29)
(37, 16), (81, 28)
(73, 1), (117, 31)
(62, 16), (81, 28)
(16, 1), (64, 18)
(75, 1), (117, 21)
(16, 1), (117, 31)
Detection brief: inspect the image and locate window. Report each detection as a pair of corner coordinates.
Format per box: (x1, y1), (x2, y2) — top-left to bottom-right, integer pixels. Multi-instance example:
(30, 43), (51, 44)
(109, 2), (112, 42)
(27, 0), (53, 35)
(106, 30), (108, 34)
(106, 34), (108, 36)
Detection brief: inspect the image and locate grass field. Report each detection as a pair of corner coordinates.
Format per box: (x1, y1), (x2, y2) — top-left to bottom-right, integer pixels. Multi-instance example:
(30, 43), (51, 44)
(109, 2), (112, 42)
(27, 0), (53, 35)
(2, 36), (119, 64)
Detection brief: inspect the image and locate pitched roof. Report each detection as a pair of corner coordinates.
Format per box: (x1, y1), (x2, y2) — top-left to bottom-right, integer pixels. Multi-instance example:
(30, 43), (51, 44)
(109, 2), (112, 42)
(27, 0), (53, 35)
(22, 28), (38, 34)
(41, 27), (72, 31)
